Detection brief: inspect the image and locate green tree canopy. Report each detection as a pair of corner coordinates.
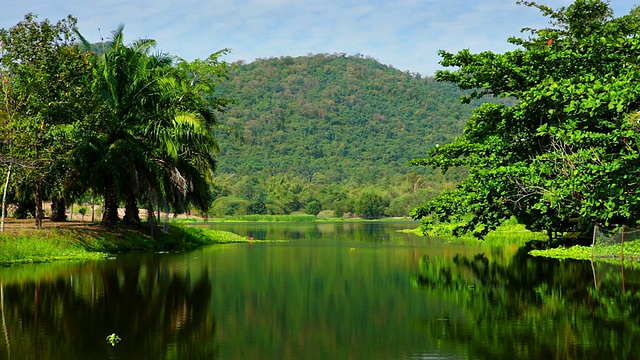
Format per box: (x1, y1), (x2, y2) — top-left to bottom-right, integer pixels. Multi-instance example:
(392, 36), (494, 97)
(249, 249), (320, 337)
(412, 0), (640, 239)
(355, 192), (390, 219)
(76, 26), (230, 226)
(1, 14), (231, 228)
(0, 13), (94, 227)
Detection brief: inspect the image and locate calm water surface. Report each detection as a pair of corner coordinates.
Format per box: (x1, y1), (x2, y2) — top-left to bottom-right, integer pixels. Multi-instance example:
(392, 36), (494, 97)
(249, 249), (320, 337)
(0, 221), (638, 359)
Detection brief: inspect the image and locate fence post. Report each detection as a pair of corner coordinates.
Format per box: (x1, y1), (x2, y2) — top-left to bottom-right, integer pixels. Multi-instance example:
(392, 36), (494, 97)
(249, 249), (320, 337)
(621, 226), (625, 260)
(591, 224), (597, 259)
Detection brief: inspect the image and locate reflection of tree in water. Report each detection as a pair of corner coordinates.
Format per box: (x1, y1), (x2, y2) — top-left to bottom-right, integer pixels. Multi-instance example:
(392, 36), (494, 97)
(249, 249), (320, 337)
(412, 249), (640, 359)
(0, 258), (217, 360)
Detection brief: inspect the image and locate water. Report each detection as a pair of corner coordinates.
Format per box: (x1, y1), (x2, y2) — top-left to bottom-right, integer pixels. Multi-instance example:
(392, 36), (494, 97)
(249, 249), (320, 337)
(0, 221), (639, 359)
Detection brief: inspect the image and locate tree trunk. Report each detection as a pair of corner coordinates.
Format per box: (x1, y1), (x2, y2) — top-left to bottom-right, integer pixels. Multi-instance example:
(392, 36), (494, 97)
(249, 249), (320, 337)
(34, 182), (43, 228)
(122, 189), (141, 225)
(50, 196), (67, 222)
(1, 165), (11, 232)
(147, 201), (155, 240)
(91, 194), (95, 222)
(101, 180), (119, 226)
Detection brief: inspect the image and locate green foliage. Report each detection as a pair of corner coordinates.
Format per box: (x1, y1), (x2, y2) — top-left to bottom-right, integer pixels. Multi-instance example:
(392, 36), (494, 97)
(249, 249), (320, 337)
(247, 200), (268, 215)
(0, 13), (94, 226)
(530, 239), (640, 263)
(413, 0), (640, 239)
(385, 188), (438, 217)
(354, 192), (390, 219)
(215, 53), (475, 185)
(0, 230), (104, 264)
(305, 199), (322, 216)
(208, 54), (479, 215)
(210, 196), (249, 217)
(334, 197), (356, 218)
(529, 245), (593, 260)
(106, 333), (121, 347)
(1, 15), (231, 228)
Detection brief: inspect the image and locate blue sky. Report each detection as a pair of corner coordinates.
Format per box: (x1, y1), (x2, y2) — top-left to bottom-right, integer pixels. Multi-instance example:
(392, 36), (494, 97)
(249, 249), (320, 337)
(1, 0), (637, 75)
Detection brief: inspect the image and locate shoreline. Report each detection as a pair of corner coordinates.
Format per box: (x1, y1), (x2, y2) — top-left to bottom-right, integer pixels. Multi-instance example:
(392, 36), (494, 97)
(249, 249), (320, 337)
(0, 220), (252, 266)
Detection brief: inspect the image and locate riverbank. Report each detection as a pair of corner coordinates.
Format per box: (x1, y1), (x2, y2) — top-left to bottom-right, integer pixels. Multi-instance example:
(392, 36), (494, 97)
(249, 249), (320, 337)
(409, 218), (640, 263)
(0, 221), (251, 265)
(404, 220), (547, 246)
(529, 239), (640, 264)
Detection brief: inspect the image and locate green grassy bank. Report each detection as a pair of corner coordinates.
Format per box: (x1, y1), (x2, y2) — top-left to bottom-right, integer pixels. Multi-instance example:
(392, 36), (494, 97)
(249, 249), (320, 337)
(405, 219), (547, 246)
(410, 218), (640, 263)
(529, 239), (640, 264)
(0, 224), (250, 265)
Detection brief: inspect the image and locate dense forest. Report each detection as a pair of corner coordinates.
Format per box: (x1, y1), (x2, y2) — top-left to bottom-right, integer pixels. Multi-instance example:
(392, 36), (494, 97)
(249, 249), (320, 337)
(209, 54), (480, 217)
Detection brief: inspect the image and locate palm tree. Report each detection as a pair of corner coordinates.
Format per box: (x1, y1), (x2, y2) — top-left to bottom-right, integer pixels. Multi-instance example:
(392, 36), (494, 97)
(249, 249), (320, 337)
(74, 26), (171, 226)
(76, 27), (230, 227)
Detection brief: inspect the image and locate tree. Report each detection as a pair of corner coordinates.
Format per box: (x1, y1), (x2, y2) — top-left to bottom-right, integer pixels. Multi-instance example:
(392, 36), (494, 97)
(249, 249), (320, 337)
(0, 13), (93, 228)
(355, 192), (389, 219)
(76, 27), (230, 227)
(75, 26), (172, 226)
(412, 0), (640, 239)
(305, 199), (322, 216)
(152, 51), (231, 217)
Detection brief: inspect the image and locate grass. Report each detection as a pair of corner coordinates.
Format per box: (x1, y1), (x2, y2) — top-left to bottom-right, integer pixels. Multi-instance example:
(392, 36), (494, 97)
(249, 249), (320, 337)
(0, 223), (253, 265)
(406, 219), (547, 246)
(0, 230), (104, 264)
(530, 239), (640, 263)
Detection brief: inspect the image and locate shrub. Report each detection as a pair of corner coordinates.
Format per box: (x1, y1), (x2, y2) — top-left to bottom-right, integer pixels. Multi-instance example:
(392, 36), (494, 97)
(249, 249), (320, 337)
(354, 192), (389, 219)
(210, 196), (249, 217)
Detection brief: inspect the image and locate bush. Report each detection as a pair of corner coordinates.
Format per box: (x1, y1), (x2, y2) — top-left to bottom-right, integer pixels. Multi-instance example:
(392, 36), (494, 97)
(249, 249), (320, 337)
(210, 196), (249, 217)
(266, 203), (286, 215)
(305, 200), (322, 216)
(334, 198), (355, 218)
(247, 200), (268, 214)
(354, 192), (389, 219)
(385, 189), (438, 217)
(316, 210), (335, 219)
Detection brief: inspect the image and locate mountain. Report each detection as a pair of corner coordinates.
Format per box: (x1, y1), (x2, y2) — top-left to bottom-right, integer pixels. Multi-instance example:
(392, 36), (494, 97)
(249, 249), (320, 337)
(210, 53), (478, 216)
(214, 53), (474, 183)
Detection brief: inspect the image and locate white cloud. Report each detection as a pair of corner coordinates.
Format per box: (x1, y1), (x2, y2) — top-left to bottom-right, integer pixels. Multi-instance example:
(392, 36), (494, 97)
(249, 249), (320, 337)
(1, 0), (637, 74)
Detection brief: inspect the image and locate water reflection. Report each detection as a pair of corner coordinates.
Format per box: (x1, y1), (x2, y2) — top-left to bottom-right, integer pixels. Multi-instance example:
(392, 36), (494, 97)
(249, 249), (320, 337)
(0, 222), (638, 359)
(412, 248), (640, 359)
(0, 255), (217, 360)
(206, 221), (420, 243)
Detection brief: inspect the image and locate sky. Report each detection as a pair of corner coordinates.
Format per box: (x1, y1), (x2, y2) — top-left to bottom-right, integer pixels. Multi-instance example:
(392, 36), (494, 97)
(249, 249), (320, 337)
(1, 0), (637, 75)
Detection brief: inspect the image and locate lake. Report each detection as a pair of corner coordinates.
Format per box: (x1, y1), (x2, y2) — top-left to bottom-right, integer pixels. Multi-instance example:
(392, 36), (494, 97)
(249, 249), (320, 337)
(0, 221), (638, 359)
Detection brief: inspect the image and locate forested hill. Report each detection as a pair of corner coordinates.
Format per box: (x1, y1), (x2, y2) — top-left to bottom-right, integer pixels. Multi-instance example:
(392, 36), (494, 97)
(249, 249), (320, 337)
(213, 53), (475, 185)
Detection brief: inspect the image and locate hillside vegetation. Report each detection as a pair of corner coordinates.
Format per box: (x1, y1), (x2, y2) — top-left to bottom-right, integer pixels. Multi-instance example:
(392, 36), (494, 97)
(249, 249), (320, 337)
(210, 54), (479, 217)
